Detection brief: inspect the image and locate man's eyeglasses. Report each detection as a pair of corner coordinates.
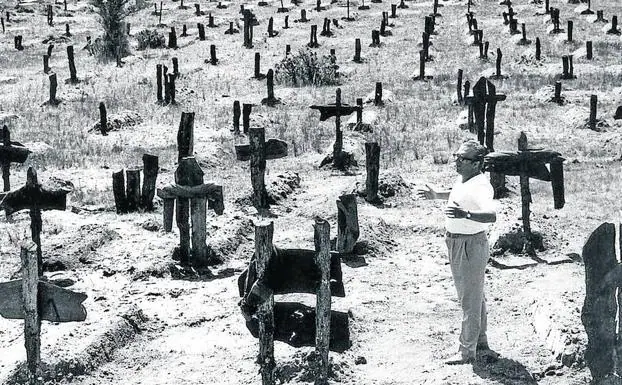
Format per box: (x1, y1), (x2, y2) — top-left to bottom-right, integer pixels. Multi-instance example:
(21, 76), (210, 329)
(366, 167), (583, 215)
(453, 154), (480, 163)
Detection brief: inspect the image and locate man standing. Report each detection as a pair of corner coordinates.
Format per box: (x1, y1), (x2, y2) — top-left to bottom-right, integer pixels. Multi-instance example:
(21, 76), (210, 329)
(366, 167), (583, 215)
(418, 140), (497, 365)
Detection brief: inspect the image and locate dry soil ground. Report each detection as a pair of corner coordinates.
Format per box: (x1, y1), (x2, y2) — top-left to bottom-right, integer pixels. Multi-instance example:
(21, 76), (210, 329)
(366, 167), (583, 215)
(1, 0), (622, 383)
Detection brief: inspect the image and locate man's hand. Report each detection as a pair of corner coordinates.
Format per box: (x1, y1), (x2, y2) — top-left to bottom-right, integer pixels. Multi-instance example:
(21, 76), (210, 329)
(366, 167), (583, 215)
(444, 201), (469, 219)
(417, 183), (438, 200)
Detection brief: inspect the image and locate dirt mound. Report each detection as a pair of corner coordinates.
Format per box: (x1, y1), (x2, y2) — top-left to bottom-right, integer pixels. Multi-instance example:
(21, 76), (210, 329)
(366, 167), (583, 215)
(492, 226), (545, 256)
(44, 224), (121, 271)
(90, 111), (143, 134)
(274, 350), (353, 384)
(4, 308), (148, 385)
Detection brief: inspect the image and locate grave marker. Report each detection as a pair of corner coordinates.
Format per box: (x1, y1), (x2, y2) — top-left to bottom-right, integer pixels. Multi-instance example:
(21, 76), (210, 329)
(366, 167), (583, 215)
(484, 132), (565, 257)
(0, 167), (72, 275)
(365, 142), (381, 203)
(353, 38), (363, 62)
(581, 223), (618, 383)
(0, 125), (30, 192)
(310, 88), (361, 169)
(239, 220), (350, 384)
(308, 25), (320, 47)
(112, 155), (159, 213)
(412, 50), (432, 81)
(606, 16), (620, 35)
(0, 241), (87, 382)
(14, 35), (24, 51)
(66, 45), (79, 84)
(261, 69), (281, 106)
(235, 126), (287, 210)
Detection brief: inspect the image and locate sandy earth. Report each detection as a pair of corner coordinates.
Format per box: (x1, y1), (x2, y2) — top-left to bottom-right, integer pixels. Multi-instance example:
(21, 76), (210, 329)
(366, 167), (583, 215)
(0, 159), (598, 385)
(1, 0), (621, 383)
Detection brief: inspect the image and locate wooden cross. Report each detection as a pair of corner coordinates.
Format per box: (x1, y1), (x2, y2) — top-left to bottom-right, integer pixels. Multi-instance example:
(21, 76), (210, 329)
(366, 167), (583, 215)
(463, 77), (506, 151)
(484, 132), (564, 258)
(0, 241), (87, 381)
(234, 126), (288, 210)
(310, 88), (361, 169)
(238, 219), (350, 385)
(157, 157), (224, 266)
(0, 125), (30, 192)
(0, 167), (72, 276)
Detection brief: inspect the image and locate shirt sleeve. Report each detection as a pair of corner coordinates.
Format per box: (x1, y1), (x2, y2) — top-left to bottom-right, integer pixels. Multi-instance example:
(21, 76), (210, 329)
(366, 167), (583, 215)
(472, 179), (495, 212)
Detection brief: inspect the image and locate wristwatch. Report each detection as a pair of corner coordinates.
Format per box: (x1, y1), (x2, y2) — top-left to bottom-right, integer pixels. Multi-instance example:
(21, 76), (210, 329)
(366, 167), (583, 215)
(466, 211), (472, 219)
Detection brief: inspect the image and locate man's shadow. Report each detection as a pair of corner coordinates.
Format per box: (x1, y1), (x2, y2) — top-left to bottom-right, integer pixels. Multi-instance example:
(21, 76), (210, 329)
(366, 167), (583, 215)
(472, 350), (538, 385)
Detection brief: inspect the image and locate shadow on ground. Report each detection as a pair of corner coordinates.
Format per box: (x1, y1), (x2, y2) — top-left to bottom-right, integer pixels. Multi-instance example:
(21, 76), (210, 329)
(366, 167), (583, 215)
(473, 350), (538, 385)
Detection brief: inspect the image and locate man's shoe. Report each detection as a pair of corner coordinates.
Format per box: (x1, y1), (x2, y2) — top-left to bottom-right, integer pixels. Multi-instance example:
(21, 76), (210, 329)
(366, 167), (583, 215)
(476, 342), (490, 351)
(445, 353), (475, 365)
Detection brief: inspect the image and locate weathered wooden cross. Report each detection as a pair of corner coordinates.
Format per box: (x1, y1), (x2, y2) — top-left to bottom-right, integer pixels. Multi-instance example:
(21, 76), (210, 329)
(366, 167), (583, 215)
(157, 112), (224, 266)
(0, 167), (73, 275)
(238, 219), (350, 385)
(310, 88), (361, 170)
(0, 125), (30, 192)
(234, 126), (288, 210)
(464, 76), (507, 197)
(0, 241), (87, 382)
(484, 132), (565, 258)
(157, 157), (224, 266)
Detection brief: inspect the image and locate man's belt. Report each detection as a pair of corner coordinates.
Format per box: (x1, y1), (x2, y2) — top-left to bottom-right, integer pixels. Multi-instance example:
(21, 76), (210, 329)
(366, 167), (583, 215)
(445, 231), (486, 238)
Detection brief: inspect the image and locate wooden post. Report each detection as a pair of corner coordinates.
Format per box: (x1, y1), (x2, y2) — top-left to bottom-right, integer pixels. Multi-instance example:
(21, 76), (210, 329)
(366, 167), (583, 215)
(495, 48), (502, 78)
(209, 44), (218, 65)
(112, 170), (127, 214)
(517, 132), (534, 256)
(43, 55), (50, 74)
(457, 69), (463, 104)
(1, 126), (9, 192)
(243, 104), (252, 134)
(284, 15), (289, 29)
(255, 220), (275, 385)
(550, 158), (564, 209)
(249, 126), (269, 210)
(365, 142), (380, 203)
(168, 27), (178, 49)
(354, 38), (362, 62)
(175, 112), (193, 258)
(21, 241), (41, 382)
(586, 41), (593, 60)
(374, 82), (383, 106)
(356, 98), (363, 126)
(163, 198), (174, 231)
(67, 45), (78, 83)
(551, 81), (563, 104)
(333, 89), (342, 161)
(99, 102), (107, 136)
(25, 170), (43, 276)
(141, 154), (158, 211)
(233, 101), (241, 134)
(391, 3), (397, 18)
(336, 194), (359, 254)
(126, 169), (141, 212)
(254, 52), (264, 79)
(567, 20), (573, 42)
(178, 112), (194, 160)
(1, 18), (4, 33)
(208, 13), (215, 28)
(535, 37), (541, 60)
(589, 94), (597, 131)
(581, 223), (617, 383)
(308, 25), (319, 48)
(156, 64), (163, 103)
(172, 57), (179, 78)
(268, 17), (276, 37)
(313, 218), (331, 385)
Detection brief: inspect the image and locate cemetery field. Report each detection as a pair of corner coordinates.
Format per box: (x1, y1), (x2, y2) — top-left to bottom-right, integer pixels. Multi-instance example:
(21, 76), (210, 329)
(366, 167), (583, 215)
(0, 0), (621, 383)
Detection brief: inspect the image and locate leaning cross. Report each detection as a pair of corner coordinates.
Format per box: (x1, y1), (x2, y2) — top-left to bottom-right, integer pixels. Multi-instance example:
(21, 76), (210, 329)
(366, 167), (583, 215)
(310, 88), (361, 169)
(0, 241), (87, 381)
(0, 125), (31, 192)
(234, 126), (288, 210)
(484, 132), (564, 259)
(0, 167), (72, 276)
